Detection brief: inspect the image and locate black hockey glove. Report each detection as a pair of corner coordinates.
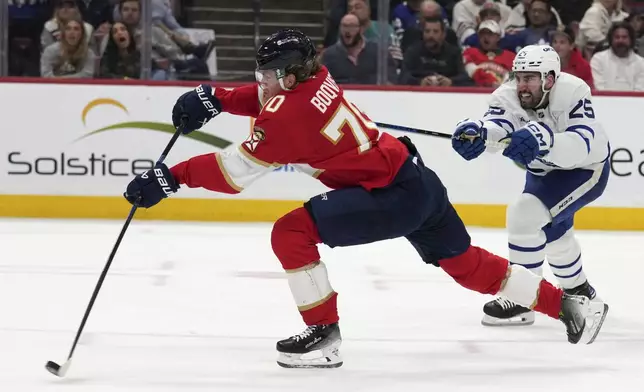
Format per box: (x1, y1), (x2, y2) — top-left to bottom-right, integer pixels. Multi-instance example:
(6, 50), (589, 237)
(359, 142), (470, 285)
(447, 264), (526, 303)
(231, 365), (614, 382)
(172, 84), (222, 133)
(123, 163), (179, 208)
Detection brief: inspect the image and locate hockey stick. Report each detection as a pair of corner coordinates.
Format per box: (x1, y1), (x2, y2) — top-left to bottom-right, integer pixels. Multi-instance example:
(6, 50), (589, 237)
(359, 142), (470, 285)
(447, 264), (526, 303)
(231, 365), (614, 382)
(375, 122), (452, 139)
(375, 121), (509, 149)
(45, 119), (187, 378)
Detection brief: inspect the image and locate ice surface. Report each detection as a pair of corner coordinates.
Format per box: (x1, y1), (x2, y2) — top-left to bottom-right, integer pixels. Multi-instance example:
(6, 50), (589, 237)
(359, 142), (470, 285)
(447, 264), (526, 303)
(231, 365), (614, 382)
(1, 218), (642, 391)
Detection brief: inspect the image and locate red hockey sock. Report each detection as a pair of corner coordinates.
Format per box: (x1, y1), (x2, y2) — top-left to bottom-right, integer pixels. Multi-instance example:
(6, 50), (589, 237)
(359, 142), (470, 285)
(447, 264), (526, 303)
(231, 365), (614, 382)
(299, 292), (339, 325)
(271, 207), (339, 325)
(439, 245), (510, 295)
(532, 280), (564, 320)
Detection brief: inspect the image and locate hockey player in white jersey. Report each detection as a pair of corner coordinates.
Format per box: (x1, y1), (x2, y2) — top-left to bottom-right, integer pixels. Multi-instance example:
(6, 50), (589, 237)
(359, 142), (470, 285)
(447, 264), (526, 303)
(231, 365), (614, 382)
(451, 44), (610, 326)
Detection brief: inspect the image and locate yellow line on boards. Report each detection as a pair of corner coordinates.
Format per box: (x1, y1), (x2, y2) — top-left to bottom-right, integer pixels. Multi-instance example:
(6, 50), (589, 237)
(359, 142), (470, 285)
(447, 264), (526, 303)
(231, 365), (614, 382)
(0, 195), (642, 230)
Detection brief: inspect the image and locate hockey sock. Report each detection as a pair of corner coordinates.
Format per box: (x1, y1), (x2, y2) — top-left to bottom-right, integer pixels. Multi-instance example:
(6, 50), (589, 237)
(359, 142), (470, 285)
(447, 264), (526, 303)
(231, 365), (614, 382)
(272, 207), (339, 325)
(546, 229), (587, 289)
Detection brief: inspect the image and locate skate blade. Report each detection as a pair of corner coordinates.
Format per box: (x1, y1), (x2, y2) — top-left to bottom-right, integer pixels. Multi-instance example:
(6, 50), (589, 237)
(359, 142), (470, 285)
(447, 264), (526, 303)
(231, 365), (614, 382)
(581, 303), (609, 345)
(481, 312), (535, 327)
(277, 342), (343, 369)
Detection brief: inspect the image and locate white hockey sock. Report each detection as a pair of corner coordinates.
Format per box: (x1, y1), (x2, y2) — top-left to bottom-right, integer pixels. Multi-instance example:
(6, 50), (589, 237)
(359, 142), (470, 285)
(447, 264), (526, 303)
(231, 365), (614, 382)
(546, 229), (587, 289)
(499, 264), (542, 309)
(508, 231), (546, 276)
(507, 194), (551, 277)
(286, 261), (335, 311)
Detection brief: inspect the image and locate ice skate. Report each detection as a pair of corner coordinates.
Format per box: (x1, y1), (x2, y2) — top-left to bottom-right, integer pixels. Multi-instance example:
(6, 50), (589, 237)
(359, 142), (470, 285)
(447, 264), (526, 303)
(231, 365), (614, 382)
(564, 280), (598, 301)
(276, 323), (343, 368)
(559, 293), (609, 344)
(482, 297), (535, 326)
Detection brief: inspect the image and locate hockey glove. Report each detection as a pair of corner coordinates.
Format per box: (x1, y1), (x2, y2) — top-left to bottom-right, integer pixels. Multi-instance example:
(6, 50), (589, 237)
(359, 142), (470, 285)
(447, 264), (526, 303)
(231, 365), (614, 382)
(452, 119), (487, 161)
(172, 84), (222, 133)
(124, 163), (179, 208)
(502, 122), (553, 166)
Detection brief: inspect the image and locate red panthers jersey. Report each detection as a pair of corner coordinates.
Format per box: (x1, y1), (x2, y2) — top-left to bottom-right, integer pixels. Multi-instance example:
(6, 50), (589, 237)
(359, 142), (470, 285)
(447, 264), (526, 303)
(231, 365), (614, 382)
(170, 66), (409, 194)
(463, 48), (515, 87)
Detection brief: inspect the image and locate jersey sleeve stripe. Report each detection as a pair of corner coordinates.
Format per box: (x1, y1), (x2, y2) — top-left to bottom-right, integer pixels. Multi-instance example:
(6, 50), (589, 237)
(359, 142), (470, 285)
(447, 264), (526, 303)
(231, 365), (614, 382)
(489, 118), (515, 133)
(565, 124), (595, 138)
(215, 154), (244, 192)
(566, 129), (591, 153)
(538, 121), (555, 144)
(238, 145), (273, 167)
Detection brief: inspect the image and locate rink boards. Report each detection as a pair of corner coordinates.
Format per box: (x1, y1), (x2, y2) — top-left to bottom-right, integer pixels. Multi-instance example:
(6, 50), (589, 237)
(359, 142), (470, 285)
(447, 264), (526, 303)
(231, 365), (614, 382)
(1, 81), (642, 230)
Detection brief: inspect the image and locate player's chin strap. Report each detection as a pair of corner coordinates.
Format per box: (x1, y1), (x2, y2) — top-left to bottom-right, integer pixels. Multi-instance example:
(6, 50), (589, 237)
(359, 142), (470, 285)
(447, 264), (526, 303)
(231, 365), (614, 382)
(536, 73), (557, 109)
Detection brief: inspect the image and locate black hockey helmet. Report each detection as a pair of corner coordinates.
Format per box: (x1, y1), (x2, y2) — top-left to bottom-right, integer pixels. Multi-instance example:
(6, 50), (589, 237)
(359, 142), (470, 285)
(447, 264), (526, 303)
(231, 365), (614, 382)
(256, 28), (316, 72)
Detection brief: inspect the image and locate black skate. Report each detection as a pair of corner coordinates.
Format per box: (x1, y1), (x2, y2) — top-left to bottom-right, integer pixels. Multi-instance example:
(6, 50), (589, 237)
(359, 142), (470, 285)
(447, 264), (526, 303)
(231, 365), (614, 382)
(481, 297), (535, 326)
(276, 323), (342, 368)
(564, 281), (597, 300)
(559, 293), (609, 344)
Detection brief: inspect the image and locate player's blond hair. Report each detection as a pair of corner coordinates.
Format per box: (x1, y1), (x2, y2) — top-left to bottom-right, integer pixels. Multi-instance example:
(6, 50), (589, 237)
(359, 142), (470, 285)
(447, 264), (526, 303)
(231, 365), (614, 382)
(288, 57), (323, 82)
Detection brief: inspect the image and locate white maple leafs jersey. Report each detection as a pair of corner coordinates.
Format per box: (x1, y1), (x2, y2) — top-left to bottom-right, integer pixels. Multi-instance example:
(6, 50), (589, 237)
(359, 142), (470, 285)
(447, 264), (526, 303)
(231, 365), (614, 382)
(481, 72), (610, 175)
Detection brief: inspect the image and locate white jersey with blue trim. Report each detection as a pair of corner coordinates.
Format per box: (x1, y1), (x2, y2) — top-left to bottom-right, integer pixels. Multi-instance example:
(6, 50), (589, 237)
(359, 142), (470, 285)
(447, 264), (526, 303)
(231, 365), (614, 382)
(481, 72), (610, 175)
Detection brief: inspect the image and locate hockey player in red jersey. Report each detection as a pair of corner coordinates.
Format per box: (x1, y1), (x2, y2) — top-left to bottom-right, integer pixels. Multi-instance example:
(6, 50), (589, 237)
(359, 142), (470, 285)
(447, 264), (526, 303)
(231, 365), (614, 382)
(462, 20), (515, 87)
(124, 29), (607, 369)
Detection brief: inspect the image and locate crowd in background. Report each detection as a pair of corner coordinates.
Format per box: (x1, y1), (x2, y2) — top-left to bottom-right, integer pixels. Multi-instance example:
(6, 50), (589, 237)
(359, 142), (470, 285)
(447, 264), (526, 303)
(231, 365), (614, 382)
(6, 0), (644, 91)
(320, 0), (644, 91)
(8, 0), (214, 80)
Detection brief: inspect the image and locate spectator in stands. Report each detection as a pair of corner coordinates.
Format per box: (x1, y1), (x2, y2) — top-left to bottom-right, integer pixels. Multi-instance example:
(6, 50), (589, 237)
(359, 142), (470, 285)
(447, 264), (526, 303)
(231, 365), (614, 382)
(114, 0), (215, 66)
(79, 0), (114, 47)
(99, 22), (146, 79)
(462, 3), (524, 52)
(115, 0), (210, 80)
(591, 22), (644, 91)
(400, 17), (471, 86)
(114, 0), (210, 53)
(80, 0), (113, 29)
(41, 16), (96, 78)
(514, 0), (560, 46)
(549, 0), (593, 27)
(463, 20), (515, 87)
(8, 0), (50, 76)
(348, 0), (395, 42)
(393, 0), (450, 31)
(577, 0), (629, 57)
(348, 0), (403, 61)
(42, 0), (95, 51)
(452, 0), (512, 44)
(322, 14), (397, 84)
(401, 0), (458, 53)
(506, 0), (564, 32)
(393, 0), (425, 32)
(551, 26), (594, 87)
(627, 10), (644, 53)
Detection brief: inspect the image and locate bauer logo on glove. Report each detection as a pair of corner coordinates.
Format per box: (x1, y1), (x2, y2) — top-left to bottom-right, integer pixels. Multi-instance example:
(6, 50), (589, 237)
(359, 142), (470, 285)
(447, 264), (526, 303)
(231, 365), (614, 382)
(172, 84), (223, 133)
(124, 163), (179, 208)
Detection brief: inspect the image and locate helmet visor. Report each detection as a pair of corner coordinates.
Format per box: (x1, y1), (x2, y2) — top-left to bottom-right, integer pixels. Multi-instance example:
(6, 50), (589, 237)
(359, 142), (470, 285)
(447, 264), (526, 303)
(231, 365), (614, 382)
(255, 68), (285, 90)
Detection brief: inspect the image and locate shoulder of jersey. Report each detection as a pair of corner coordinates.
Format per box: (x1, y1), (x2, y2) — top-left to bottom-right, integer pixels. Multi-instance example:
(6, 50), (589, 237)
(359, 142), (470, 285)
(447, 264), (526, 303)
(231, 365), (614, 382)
(550, 73), (591, 110)
(490, 81), (519, 107)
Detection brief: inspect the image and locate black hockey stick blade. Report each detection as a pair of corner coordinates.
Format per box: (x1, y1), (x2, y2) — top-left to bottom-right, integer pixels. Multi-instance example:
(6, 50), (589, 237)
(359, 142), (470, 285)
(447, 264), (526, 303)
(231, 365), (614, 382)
(375, 122), (452, 139)
(45, 359), (71, 377)
(45, 117), (188, 378)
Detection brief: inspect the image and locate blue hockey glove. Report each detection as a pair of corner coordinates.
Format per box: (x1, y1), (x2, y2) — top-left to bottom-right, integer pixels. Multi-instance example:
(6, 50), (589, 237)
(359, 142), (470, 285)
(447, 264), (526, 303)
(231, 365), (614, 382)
(452, 119), (487, 161)
(502, 123), (553, 166)
(172, 84), (222, 133)
(123, 164), (179, 208)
